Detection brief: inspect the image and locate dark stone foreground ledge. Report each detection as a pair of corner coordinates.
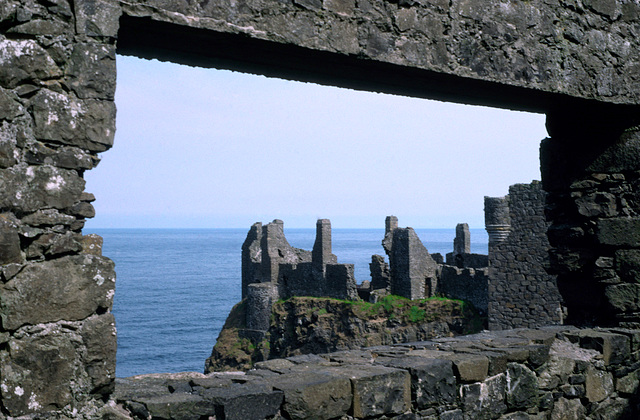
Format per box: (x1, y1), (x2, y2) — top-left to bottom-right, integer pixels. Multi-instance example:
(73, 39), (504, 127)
(112, 326), (640, 420)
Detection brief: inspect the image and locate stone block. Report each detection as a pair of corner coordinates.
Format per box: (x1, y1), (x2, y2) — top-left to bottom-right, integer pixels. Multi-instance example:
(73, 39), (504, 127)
(481, 350), (510, 376)
(0, 87), (24, 122)
(74, 0), (122, 37)
(615, 250), (640, 283)
(0, 220), (21, 265)
(596, 217), (640, 247)
(66, 43), (117, 100)
(0, 254), (115, 330)
(30, 89), (116, 152)
(575, 192), (617, 217)
(7, 16), (71, 37)
(82, 233), (103, 256)
(254, 358), (296, 373)
(550, 397), (586, 420)
(588, 397), (633, 420)
(377, 357), (456, 409)
(199, 382), (284, 420)
(80, 313), (117, 395)
(585, 365), (614, 403)
(615, 369), (639, 394)
(586, 129), (640, 173)
(0, 165), (85, 213)
(135, 392), (214, 419)
(70, 201), (96, 218)
(460, 373), (507, 420)
(440, 410), (464, 420)
(21, 209), (76, 227)
(115, 376), (186, 401)
(445, 353), (489, 382)
(505, 363), (538, 410)
(559, 383), (585, 398)
(0, 39), (62, 88)
(268, 371), (351, 420)
(332, 365), (410, 418)
(605, 283), (640, 312)
(1, 329), (79, 416)
(537, 350), (577, 390)
(579, 330), (630, 365)
(26, 231), (84, 260)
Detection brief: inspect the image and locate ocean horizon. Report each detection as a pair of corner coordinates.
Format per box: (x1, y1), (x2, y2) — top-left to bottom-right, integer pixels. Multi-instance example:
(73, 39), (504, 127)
(89, 228), (489, 377)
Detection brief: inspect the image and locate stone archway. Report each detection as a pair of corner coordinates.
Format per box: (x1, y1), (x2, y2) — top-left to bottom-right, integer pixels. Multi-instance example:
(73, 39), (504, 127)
(1, 0), (639, 416)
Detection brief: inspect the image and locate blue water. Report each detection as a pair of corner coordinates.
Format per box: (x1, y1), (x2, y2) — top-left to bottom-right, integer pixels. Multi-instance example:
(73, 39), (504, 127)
(89, 228), (488, 377)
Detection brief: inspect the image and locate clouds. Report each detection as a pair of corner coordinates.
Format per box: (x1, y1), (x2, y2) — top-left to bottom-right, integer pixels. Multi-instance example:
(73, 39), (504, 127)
(85, 55), (546, 229)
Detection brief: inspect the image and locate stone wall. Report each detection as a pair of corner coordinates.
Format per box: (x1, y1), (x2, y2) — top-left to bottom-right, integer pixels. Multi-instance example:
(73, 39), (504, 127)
(0, 0), (118, 417)
(436, 223), (489, 315)
(439, 265), (488, 315)
(542, 123), (640, 328)
(486, 182), (563, 330)
(116, 326), (640, 419)
(384, 225), (439, 300)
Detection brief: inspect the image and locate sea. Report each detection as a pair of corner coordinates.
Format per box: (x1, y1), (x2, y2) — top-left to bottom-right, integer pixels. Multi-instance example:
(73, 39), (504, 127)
(88, 228), (489, 378)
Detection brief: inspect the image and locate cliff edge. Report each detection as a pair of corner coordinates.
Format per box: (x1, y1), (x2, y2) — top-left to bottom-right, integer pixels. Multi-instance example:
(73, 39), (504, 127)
(205, 295), (484, 372)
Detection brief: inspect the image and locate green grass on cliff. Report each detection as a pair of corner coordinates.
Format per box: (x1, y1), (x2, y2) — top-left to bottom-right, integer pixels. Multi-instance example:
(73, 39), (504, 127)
(209, 294), (486, 372)
(350, 295), (470, 324)
(277, 294), (481, 327)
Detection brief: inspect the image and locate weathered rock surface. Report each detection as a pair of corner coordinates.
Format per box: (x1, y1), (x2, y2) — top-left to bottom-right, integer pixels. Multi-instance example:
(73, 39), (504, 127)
(119, 0), (640, 109)
(0, 254), (115, 330)
(113, 327), (640, 419)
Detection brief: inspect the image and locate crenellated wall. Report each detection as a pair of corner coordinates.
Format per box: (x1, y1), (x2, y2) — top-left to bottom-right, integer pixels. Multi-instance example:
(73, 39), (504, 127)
(1, 0), (640, 417)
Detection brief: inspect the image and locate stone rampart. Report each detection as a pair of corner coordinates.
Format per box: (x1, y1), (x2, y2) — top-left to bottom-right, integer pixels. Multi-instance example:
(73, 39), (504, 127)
(116, 326), (640, 419)
(486, 182), (563, 330)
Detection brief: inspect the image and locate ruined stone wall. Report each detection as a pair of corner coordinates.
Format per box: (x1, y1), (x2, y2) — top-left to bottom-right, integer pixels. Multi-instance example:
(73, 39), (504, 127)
(116, 326), (640, 420)
(542, 123), (640, 328)
(0, 0), (119, 417)
(439, 265), (488, 315)
(487, 182), (563, 330)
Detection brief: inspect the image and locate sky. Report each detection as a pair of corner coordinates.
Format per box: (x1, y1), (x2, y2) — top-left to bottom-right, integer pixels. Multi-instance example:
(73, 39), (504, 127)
(84, 55), (547, 230)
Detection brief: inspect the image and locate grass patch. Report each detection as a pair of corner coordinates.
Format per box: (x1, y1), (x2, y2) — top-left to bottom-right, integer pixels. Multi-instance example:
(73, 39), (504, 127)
(408, 305), (426, 323)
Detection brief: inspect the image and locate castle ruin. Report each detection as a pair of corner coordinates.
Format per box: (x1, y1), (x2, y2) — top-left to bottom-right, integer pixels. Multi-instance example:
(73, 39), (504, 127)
(242, 180), (563, 334)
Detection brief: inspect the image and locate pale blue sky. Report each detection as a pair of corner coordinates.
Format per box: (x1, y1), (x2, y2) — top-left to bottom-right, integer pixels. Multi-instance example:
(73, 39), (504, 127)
(84, 55), (547, 229)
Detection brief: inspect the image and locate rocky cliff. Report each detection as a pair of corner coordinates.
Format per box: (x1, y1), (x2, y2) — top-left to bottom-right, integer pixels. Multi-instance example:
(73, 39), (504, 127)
(205, 295), (484, 372)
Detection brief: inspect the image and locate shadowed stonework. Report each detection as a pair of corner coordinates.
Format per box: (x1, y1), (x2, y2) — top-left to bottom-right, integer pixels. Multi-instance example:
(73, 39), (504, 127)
(1, 0), (640, 417)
